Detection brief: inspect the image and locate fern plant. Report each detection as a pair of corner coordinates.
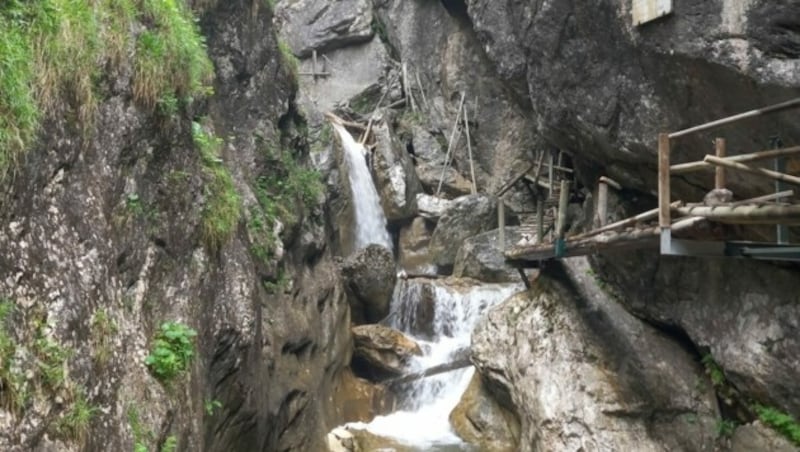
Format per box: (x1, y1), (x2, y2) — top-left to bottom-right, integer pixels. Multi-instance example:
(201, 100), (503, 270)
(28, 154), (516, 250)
(145, 321), (197, 382)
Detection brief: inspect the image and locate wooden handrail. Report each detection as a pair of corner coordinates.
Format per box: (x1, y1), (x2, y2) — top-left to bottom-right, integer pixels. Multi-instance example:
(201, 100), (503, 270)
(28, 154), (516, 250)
(668, 97), (800, 139)
(671, 145), (800, 174)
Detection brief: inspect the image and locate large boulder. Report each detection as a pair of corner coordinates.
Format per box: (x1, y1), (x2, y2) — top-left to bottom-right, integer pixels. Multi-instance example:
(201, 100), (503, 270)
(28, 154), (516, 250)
(471, 257), (720, 452)
(593, 251), (800, 417)
(730, 421), (798, 452)
(428, 194), (497, 267)
(276, 0), (373, 57)
(331, 368), (395, 424)
(372, 120), (424, 221)
(449, 373), (520, 451)
(415, 193), (453, 220)
(414, 164), (474, 198)
(351, 324), (422, 379)
(453, 227), (526, 283)
(340, 244), (396, 324)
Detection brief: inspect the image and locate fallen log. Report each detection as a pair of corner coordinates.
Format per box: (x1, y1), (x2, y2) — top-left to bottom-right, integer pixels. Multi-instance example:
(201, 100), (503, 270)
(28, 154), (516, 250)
(386, 357), (472, 387)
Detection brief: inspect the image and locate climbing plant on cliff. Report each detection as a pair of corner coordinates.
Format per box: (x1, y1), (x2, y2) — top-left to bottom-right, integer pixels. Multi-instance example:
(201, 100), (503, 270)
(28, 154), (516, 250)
(0, 0), (213, 180)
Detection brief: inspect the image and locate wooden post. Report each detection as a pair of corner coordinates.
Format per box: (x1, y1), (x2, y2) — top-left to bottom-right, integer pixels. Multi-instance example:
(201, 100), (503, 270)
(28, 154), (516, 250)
(436, 92), (466, 195)
(658, 133), (671, 229)
(548, 152), (555, 199)
(536, 196), (544, 244)
(715, 138), (726, 189)
(556, 180), (570, 238)
(312, 50), (317, 81)
(463, 107), (477, 194)
(597, 180), (609, 227)
(498, 196), (506, 251)
(775, 154), (789, 244)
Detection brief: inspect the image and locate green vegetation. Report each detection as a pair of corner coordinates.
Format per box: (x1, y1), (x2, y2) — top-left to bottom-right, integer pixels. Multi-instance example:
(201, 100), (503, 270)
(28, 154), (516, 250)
(715, 419), (736, 438)
(193, 121), (242, 249)
(128, 404), (151, 452)
(0, 299), (25, 412)
(91, 308), (118, 365)
(277, 39), (299, 81)
(701, 354), (726, 388)
(204, 399), (222, 415)
(248, 140), (322, 263)
(56, 387), (98, 441)
(0, 0), (214, 179)
(754, 404), (800, 446)
(145, 321), (197, 382)
(161, 435), (178, 452)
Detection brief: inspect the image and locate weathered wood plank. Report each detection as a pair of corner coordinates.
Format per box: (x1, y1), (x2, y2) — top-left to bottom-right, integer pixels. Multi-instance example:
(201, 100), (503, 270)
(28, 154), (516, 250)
(704, 155), (800, 187)
(715, 138), (726, 190)
(671, 145), (800, 174)
(658, 133), (671, 229)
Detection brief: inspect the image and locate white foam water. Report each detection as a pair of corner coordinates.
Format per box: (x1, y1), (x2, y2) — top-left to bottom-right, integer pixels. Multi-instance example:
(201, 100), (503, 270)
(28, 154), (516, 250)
(348, 279), (521, 449)
(332, 122), (393, 251)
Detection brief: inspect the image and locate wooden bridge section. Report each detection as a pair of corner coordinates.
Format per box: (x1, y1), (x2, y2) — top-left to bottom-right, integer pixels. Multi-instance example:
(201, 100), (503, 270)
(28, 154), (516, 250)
(505, 98), (800, 264)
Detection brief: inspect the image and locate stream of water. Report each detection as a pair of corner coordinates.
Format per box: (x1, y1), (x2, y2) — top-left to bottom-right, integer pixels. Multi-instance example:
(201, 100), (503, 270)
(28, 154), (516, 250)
(333, 122), (520, 449)
(332, 122), (393, 251)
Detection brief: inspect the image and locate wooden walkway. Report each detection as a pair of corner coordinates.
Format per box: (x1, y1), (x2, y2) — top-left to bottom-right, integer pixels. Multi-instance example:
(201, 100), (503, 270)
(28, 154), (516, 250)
(503, 98), (800, 264)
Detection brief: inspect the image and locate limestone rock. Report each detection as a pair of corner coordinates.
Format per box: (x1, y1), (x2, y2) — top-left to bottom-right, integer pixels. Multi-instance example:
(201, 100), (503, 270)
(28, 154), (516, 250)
(331, 369), (395, 424)
(351, 324), (422, 379)
(592, 252), (800, 417)
(415, 163), (474, 198)
(276, 0), (373, 58)
(449, 373), (520, 451)
(453, 227), (526, 283)
(471, 258), (720, 452)
(372, 120), (424, 221)
(429, 195), (497, 267)
(730, 421), (798, 452)
(415, 194), (454, 220)
(340, 244), (396, 324)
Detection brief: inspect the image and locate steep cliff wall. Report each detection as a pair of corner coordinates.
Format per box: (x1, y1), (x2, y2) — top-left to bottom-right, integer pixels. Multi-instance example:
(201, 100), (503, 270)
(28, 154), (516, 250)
(0, 2), (349, 451)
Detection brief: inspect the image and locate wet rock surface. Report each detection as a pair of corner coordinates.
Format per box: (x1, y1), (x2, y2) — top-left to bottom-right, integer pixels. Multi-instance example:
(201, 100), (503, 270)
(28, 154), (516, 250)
(340, 244), (397, 324)
(429, 195), (498, 267)
(472, 258), (720, 452)
(449, 373), (520, 452)
(351, 324), (422, 380)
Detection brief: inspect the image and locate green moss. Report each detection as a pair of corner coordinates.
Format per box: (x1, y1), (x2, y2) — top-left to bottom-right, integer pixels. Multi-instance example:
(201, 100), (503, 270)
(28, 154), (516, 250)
(701, 354), (726, 387)
(277, 39), (299, 81)
(0, 0), (214, 180)
(754, 405), (800, 446)
(193, 121), (241, 249)
(56, 387), (98, 441)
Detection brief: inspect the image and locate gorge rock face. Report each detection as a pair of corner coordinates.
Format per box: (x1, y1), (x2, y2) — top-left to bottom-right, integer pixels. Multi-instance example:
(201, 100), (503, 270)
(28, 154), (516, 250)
(351, 324), (422, 379)
(371, 120), (423, 221)
(472, 258), (720, 452)
(453, 227), (525, 283)
(275, 0), (373, 58)
(340, 244), (397, 324)
(593, 252), (800, 417)
(449, 373), (520, 451)
(429, 194), (497, 267)
(0, 2), (351, 451)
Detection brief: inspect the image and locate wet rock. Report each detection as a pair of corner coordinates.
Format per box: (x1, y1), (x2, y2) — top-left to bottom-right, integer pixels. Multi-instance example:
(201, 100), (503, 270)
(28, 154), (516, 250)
(351, 324), (422, 379)
(397, 217), (435, 273)
(429, 195), (497, 267)
(730, 421), (798, 452)
(592, 252), (800, 417)
(416, 194), (454, 220)
(372, 120), (424, 221)
(331, 368), (396, 424)
(471, 258), (719, 452)
(415, 163), (474, 198)
(340, 244), (397, 324)
(449, 373), (520, 452)
(327, 426), (361, 452)
(453, 227), (525, 283)
(343, 427), (416, 452)
(276, 0), (373, 58)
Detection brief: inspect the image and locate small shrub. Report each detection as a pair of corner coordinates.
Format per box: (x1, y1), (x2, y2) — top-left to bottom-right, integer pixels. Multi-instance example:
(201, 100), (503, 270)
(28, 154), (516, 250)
(91, 308), (117, 365)
(754, 404), (800, 446)
(204, 399), (222, 415)
(161, 435), (178, 452)
(145, 321), (197, 382)
(716, 419), (736, 438)
(193, 121), (242, 249)
(701, 354), (726, 387)
(57, 388), (98, 441)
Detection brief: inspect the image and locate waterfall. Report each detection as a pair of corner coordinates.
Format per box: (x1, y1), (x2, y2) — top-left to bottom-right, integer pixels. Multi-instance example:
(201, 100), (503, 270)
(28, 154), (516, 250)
(332, 122), (393, 251)
(349, 279), (521, 449)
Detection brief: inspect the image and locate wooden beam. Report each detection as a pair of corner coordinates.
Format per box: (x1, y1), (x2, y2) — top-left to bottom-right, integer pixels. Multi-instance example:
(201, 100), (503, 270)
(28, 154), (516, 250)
(387, 358), (471, 387)
(556, 180), (570, 238)
(543, 163), (574, 173)
(498, 196), (506, 251)
(668, 97), (800, 139)
(658, 133), (671, 229)
(596, 180), (609, 227)
(715, 138), (726, 190)
(464, 107), (477, 194)
(572, 201), (683, 241)
(671, 145), (800, 174)
(496, 162), (535, 197)
(436, 92), (466, 195)
(536, 197), (544, 244)
(599, 176), (622, 191)
(676, 203), (800, 224)
(704, 155), (800, 187)
(731, 190), (794, 205)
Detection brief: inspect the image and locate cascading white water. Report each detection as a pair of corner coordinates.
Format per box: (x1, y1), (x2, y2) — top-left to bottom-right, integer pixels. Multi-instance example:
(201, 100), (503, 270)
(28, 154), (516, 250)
(332, 122), (393, 251)
(349, 279), (521, 449)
